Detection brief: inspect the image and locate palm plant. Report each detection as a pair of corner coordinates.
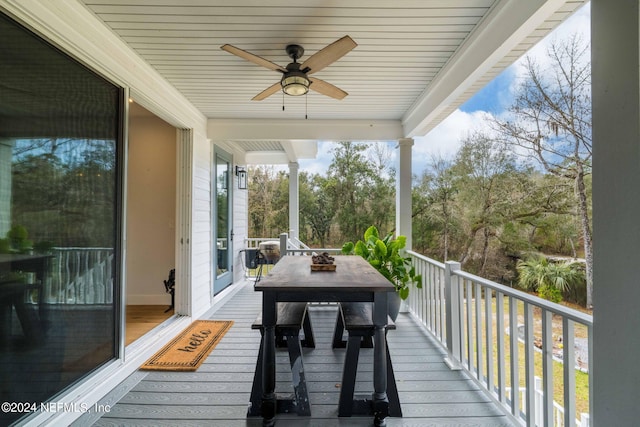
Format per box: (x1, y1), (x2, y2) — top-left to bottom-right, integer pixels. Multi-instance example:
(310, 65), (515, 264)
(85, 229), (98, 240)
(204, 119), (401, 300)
(516, 255), (585, 302)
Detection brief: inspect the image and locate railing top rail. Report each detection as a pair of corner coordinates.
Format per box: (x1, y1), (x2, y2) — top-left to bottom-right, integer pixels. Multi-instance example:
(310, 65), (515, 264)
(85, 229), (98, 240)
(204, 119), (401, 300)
(52, 247), (114, 251)
(453, 268), (592, 326)
(407, 250), (446, 269)
(285, 248), (342, 254)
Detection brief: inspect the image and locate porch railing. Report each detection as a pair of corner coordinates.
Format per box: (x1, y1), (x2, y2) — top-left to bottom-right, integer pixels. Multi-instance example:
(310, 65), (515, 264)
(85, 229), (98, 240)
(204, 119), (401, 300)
(45, 247), (114, 304)
(407, 250), (592, 427)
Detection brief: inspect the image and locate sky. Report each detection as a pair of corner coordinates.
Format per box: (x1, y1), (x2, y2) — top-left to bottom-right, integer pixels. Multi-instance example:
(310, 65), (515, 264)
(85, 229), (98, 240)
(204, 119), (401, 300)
(299, 2), (591, 178)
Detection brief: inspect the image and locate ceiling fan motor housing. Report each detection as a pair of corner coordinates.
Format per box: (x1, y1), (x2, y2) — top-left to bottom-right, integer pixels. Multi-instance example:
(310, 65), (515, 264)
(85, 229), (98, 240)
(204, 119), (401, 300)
(285, 44), (305, 61)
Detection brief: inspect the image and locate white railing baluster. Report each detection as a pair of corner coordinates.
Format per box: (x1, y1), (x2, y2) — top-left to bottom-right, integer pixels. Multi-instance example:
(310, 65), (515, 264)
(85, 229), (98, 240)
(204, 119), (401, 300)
(439, 268), (446, 341)
(475, 282), (483, 381)
(542, 309), (554, 427)
(485, 289), (494, 393)
(466, 279), (473, 370)
(509, 296), (520, 417)
(524, 302), (535, 426)
(496, 291), (506, 404)
(444, 260), (462, 369)
(564, 318), (576, 427)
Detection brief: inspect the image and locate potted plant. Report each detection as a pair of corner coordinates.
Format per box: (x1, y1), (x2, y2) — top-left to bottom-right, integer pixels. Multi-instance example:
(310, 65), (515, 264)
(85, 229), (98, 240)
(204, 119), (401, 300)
(341, 225), (422, 320)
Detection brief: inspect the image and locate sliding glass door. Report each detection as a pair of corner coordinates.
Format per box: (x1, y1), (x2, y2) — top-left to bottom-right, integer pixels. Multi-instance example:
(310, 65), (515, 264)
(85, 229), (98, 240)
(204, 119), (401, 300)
(0, 12), (122, 425)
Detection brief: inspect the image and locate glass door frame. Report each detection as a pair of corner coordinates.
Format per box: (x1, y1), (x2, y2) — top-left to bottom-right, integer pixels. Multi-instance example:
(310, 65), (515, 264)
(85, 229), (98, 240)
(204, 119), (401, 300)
(212, 146), (233, 295)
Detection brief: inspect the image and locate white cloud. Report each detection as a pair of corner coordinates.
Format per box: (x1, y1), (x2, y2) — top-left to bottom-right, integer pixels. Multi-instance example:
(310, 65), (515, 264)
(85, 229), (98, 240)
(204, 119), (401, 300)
(299, 140), (334, 175)
(413, 110), (496, 172)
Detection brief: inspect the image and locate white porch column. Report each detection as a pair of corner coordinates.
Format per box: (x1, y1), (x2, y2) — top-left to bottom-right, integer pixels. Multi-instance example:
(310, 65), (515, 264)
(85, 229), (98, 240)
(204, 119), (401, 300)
(0, 139), (14, 236)
(592, 1), (640, 425)
(396, 138), (413, 249)
(288, 161), (299, 241)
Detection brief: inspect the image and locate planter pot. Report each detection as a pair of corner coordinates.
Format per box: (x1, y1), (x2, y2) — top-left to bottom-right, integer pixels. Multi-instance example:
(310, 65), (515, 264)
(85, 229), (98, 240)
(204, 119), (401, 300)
(388, 291), (402, 321)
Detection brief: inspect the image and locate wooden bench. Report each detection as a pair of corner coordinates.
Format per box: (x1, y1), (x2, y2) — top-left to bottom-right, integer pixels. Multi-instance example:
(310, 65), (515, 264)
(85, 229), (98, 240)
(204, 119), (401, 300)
(332, 302), (402, 418)
(248, 302), (315, 417)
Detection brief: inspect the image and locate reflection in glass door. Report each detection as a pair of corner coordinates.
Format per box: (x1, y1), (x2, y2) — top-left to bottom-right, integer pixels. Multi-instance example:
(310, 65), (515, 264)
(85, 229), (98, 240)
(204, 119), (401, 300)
(213, 148), (233, 294)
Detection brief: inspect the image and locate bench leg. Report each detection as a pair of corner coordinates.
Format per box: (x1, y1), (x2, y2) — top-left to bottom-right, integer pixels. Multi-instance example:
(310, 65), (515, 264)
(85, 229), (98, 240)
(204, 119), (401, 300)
(386, 342), (402, 417)
(332, 308), (346, 348)
(301, 311), (315, 348)
(247, 335), (264, 416)
(286, 335), (311, 416)
(338, 334), (362, 416)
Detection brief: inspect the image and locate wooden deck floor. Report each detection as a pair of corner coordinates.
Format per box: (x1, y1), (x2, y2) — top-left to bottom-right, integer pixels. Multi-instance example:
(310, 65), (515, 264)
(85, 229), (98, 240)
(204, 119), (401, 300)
(87, 282), (516, 426)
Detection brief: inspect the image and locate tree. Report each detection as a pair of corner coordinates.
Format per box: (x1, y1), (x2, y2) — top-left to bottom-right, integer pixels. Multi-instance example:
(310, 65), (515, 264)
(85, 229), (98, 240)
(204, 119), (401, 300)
(248, 166), (288, 238)
(299, 172), (335, 247)
(326, 142), (393, 242)
(492, 34), (593, 306)
(453, 132), (520, 276)
(413, 155), (458, 261)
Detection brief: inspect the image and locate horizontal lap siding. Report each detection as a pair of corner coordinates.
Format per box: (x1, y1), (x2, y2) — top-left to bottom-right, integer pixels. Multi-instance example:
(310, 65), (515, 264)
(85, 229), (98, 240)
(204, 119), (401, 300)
(190, 134), (212, 318)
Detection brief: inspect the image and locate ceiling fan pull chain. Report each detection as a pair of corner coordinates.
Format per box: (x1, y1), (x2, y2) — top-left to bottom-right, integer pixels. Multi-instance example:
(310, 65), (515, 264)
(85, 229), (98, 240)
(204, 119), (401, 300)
(305, 95), (308, 119)
(282, 91), (285, 111)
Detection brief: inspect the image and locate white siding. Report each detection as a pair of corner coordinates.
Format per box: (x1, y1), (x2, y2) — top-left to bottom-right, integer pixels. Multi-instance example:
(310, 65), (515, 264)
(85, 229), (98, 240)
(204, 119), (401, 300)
(190, 131), (213, 318)
(233, 172), (249, 284)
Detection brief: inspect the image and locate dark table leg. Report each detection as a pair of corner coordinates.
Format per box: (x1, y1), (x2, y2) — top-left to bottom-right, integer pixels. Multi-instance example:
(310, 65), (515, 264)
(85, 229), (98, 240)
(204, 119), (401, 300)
(261, 292), (277, 426)
(372, 292), (389, 426)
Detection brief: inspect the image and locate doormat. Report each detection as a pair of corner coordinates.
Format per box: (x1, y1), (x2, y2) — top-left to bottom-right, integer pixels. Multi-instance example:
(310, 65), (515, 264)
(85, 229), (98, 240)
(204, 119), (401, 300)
(140, 320), (234, 371)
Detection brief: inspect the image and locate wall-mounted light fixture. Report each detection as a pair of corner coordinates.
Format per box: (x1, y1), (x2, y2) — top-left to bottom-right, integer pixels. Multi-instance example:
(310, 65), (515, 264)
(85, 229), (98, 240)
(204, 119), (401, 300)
(235, 166), (247, 189)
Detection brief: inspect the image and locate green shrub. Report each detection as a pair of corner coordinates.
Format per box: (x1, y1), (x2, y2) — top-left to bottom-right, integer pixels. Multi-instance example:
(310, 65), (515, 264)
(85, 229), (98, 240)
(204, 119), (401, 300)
(539, 284), (562, 303)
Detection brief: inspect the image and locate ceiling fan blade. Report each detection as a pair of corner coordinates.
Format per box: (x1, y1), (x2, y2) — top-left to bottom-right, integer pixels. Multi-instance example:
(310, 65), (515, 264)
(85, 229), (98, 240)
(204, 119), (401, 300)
(221, 44), (286, 72)
(252, 82), (282, 101)
(301, 36), (357, 75)
(309, 77), (348, 100)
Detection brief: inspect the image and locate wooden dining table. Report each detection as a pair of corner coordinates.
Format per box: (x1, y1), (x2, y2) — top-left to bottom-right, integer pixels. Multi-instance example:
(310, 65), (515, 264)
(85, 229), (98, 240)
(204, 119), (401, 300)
(253, 255), (396, 426)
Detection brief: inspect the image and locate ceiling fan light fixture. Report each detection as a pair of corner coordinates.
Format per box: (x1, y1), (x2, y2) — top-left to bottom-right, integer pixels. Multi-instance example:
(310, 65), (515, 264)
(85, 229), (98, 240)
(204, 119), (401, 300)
(281, 72), (310, 96)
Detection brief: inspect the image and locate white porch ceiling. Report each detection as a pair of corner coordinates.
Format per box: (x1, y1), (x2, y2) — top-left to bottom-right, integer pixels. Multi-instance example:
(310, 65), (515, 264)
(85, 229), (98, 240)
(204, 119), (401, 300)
(80, 0), (585, 139)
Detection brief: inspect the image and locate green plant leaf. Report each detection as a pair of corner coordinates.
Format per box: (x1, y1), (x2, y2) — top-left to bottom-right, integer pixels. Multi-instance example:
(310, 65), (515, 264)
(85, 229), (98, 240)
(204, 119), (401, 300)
(414, 274), (423, 288)
(364, 225), (378, 241)
(398, 286), (409, 300)
(354, 241), (368, 257)
(395, 235), (407, 250)
(374, 239), (387, 258)
(341, 241), (355, 254)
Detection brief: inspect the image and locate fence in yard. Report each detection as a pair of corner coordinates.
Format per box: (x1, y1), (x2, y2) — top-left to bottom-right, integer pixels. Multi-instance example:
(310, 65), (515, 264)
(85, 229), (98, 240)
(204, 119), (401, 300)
(509, 377), (590, 427)
(406, 250), (592, 427)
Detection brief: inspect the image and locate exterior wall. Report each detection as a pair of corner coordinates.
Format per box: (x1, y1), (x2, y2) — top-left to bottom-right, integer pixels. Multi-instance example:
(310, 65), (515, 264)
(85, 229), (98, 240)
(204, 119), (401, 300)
(126, 114), (176, 305)
(190, 131), (213, 318)
(233, 170), (249, 284)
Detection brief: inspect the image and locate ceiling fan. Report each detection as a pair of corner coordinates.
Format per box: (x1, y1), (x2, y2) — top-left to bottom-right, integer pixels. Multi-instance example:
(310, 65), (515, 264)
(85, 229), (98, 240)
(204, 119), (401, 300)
(220, 35), (357, 101)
